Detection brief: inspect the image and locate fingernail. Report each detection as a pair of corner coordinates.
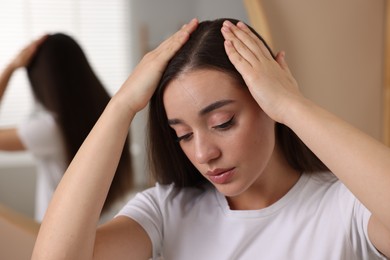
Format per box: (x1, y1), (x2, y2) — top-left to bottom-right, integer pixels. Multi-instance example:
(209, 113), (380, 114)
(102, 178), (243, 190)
(237, 21), (247, 28)
(183, 18), (197, 28)
(223, 20), (233, 27)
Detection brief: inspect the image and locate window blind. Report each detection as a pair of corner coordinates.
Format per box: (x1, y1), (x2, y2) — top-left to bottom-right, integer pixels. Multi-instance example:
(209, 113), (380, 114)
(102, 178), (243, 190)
(0, 0), (132, 128)
(0, 0), (133, 166)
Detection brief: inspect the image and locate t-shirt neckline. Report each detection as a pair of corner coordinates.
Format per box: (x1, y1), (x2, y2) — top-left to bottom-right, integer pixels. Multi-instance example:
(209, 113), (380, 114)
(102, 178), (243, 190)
(214, 173), (310, 218)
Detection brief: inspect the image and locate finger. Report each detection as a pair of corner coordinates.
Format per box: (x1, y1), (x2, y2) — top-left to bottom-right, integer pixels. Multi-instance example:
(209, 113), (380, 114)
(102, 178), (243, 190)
(223, 20), (264, 63)
(236, 21), (274, 61)
(221, 21), (260, 66)
(224, 39), (253, 79)
(25, 35), (47, 57)
(130, 17), (198, 90)
(35, 34), (49, 45)
(28, 34), (47, 51)
(152, 18), (198, 64)
(181, 18), (198, 32)
(144, 18), (198, 73)
(275, 51), (293, 77)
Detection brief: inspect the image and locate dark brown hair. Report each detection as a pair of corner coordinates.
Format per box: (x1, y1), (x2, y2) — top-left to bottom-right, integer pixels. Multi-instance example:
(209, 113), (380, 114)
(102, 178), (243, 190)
(27, 33), (133, 213)
(148, 18), (328, 187)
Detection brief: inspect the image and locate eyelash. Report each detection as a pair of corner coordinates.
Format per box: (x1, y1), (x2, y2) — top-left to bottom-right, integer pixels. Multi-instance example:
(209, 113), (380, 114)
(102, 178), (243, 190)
(213, 115), (235, 130)
(175, 115), (236, 143)
(176, 133), (192, 143)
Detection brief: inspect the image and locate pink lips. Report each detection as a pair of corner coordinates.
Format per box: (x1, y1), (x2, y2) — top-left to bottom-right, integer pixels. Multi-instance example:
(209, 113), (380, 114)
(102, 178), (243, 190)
(206, 168), (235, 184)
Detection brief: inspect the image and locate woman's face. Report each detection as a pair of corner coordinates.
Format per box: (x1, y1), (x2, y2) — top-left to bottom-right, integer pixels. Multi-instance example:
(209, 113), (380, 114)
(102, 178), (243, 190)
(163, 69), (277, 197)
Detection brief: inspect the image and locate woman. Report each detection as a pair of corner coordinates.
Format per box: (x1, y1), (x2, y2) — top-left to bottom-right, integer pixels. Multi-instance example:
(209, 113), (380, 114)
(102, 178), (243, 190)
(32, 19), (390, 259)
(0, 33), (133, 222)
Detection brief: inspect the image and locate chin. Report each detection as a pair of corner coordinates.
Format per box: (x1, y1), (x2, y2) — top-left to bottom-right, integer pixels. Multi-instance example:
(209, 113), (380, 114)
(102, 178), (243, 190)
(214, 182), (246, 198)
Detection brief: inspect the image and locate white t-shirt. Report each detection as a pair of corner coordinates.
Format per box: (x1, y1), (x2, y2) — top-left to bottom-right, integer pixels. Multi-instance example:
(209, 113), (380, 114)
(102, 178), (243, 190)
(17, 109), (67, 222)
(117, 172), (387, 260)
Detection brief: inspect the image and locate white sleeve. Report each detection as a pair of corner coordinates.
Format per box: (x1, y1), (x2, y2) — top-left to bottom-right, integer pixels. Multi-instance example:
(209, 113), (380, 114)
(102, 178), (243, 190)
(338, 184), (388, 259)
(116, 183), (175, 259)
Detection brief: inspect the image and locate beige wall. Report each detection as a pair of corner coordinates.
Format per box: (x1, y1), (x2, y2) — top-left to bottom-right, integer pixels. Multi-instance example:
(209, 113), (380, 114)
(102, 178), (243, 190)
(260, 0), (385, 141)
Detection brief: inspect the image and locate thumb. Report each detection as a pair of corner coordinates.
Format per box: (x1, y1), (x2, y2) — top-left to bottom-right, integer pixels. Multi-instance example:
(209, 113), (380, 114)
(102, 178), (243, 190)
(275, 51), (293, 76)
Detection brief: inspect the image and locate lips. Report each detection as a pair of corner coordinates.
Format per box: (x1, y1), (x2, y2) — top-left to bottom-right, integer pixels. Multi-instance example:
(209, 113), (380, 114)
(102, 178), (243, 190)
(206, 167), (235, 184)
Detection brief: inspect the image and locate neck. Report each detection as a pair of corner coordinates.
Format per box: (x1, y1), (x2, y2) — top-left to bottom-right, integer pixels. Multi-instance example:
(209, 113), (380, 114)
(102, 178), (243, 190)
(227, 146), (301, 210)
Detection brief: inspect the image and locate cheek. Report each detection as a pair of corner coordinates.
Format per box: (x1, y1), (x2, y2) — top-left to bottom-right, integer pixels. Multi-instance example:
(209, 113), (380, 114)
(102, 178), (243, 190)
(178, 142), (197, 166)
(237, 115), (276, 161)
(178, 114), (276, 168)
(179, 144), (191, 158)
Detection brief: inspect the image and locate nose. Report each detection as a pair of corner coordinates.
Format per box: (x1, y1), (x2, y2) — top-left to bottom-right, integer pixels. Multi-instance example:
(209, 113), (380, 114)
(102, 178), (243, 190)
(194, 132), (221, 164)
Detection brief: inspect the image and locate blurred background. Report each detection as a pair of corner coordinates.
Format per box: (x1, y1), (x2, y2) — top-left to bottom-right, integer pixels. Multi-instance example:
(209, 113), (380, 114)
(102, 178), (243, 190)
(0, 0), (386, 220)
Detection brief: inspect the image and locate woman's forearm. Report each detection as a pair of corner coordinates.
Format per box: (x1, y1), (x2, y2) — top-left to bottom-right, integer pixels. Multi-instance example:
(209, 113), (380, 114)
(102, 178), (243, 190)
(286, 97), (390, 229)
(0, 63), (16, 101)
(31, 19), (198, 259)
(221, 19), (390, 229)
(32, 95), (135, 260)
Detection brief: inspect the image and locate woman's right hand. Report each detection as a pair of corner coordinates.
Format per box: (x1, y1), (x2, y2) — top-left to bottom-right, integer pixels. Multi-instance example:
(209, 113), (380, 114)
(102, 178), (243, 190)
(115, 18), (198, 115)
(32, 19), (199, 260)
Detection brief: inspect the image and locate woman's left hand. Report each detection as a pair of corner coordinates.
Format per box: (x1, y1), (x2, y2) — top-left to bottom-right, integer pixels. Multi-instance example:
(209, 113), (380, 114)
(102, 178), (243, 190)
(221, 20), (302, 124)
(10, 34), (48, 70)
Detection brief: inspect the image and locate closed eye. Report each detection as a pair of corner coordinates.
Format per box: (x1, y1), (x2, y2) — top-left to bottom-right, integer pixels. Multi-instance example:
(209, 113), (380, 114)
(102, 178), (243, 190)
(176, 132), (193, 143)
(175, 115), (235, 142)
(213, 115), (235, 130)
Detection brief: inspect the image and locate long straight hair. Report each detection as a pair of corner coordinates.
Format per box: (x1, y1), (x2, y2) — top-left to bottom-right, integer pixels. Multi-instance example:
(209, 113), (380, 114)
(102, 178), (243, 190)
(147, 18), (328, 188)
(27, 33), (133, 213)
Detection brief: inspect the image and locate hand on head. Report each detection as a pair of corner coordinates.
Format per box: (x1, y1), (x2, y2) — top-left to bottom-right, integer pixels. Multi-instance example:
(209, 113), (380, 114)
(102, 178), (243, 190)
(221, 20), (302, 124)
(10, 34), (48, 70)
(116, 18), (199, 115)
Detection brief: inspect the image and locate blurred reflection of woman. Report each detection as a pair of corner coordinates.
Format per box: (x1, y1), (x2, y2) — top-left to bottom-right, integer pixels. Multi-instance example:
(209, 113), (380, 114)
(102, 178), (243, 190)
(0, 33), (133, 222)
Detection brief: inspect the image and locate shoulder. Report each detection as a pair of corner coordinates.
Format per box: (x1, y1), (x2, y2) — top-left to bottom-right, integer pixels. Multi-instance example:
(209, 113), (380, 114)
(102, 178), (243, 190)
(306, 171), (338, 185)
(301, 171), (342, 196)
(296, 171), (340, 198)
(301, 171), (370, 221)
(135, 183), (210, 207)
(306, 171), (361, 206)
(291, 171), (348, 214)
(117, 182), (213, 219)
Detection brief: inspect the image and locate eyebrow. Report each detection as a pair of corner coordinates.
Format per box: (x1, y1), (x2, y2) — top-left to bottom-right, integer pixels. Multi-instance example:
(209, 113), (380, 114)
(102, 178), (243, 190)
(199, 99), (235, 116)
(168, 99), (235, 125)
